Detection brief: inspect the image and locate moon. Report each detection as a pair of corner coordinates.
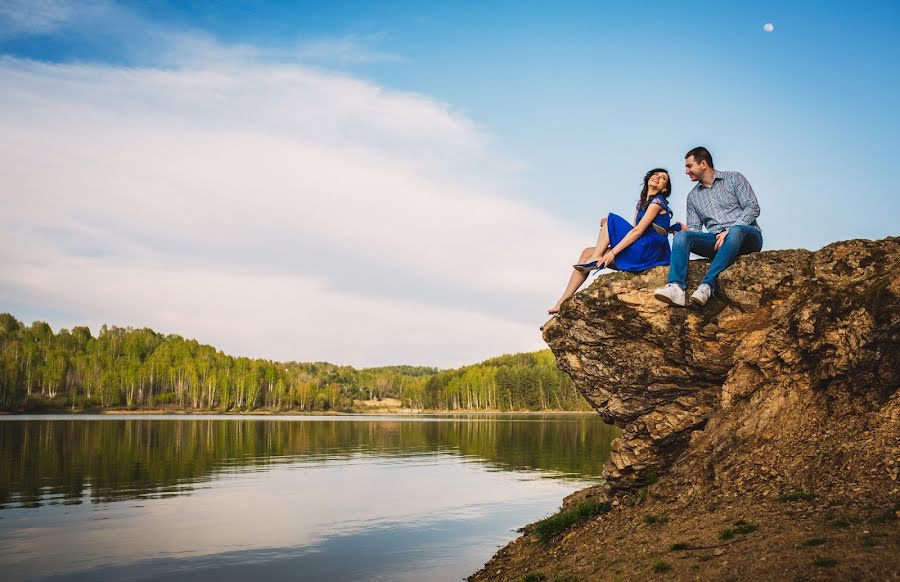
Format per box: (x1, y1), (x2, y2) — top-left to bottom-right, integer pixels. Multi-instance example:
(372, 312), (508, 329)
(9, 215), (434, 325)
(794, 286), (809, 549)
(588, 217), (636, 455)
(763, 23), (775, 32)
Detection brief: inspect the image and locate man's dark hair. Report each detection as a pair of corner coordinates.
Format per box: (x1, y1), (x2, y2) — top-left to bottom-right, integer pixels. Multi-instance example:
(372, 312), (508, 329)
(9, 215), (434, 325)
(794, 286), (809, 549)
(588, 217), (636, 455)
(685, 146), (714, 168)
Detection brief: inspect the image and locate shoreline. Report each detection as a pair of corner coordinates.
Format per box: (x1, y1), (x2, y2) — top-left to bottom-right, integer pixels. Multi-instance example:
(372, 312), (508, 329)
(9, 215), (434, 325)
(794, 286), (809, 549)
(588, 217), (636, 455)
(0, 408), (595, 416)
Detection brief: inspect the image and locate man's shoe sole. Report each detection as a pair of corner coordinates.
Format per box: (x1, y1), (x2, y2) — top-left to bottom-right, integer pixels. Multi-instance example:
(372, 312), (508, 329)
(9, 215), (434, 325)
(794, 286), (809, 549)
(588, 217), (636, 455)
(654, 291), (686, 307)
(689, 295), (709, 307)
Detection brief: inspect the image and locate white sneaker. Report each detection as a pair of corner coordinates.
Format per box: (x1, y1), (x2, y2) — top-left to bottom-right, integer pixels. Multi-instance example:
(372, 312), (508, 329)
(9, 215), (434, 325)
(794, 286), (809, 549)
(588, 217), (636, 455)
(653, 283), (686, 307)
(690, 284), (712, 306)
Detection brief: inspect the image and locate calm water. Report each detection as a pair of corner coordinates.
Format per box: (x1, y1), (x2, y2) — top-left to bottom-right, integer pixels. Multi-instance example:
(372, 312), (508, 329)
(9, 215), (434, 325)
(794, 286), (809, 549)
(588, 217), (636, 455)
(0, 414), (617, 581)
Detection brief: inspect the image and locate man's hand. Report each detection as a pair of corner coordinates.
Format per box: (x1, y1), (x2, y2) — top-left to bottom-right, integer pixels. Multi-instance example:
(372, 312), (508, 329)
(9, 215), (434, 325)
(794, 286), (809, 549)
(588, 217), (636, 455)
(714, 229), (729, 251)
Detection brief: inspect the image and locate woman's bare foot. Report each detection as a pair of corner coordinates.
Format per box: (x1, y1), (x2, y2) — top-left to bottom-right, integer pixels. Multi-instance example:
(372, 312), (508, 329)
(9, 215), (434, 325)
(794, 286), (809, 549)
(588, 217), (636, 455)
(548, 304), (562, 315)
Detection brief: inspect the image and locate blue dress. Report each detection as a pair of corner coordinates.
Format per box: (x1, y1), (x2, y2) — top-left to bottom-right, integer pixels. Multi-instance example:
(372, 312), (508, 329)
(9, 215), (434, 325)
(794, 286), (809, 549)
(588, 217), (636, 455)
(605, 195), (672, 272)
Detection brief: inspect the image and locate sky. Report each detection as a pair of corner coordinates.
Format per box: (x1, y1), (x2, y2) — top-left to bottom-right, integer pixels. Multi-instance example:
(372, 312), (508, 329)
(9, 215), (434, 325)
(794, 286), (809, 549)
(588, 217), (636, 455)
(1, 0), (898, 368)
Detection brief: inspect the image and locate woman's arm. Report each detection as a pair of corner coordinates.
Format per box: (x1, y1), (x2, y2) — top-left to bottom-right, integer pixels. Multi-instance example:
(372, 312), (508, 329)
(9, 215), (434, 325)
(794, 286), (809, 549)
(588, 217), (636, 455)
(600, 203), (663, 267)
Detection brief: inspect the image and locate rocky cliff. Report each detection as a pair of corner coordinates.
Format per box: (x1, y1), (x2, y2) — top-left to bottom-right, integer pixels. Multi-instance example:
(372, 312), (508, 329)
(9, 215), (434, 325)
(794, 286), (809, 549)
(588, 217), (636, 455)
(471, 238), (899, 581)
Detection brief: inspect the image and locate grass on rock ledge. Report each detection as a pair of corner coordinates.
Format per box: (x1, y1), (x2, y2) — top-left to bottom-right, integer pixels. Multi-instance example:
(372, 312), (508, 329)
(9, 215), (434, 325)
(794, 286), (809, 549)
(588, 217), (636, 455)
(532, 500), (612, 544)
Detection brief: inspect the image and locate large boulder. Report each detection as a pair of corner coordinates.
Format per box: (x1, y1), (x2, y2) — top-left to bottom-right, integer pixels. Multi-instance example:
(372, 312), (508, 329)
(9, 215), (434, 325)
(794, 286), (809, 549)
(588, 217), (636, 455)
(542, 237), (900, 497)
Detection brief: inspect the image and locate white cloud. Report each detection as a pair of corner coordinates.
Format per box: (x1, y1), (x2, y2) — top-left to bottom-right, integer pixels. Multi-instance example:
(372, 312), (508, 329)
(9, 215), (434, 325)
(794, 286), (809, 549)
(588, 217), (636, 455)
(293, 34), (404, 64)
(0, 54), (582, 367)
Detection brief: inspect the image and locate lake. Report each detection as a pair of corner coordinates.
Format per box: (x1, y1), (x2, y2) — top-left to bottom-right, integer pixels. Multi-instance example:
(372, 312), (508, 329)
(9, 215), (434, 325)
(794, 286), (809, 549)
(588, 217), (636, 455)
(0, 414), (618, 581)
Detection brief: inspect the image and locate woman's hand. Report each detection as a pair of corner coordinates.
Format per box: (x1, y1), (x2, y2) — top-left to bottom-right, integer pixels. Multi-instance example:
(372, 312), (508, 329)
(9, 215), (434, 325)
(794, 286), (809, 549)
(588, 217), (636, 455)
(599, 250), (616, 268)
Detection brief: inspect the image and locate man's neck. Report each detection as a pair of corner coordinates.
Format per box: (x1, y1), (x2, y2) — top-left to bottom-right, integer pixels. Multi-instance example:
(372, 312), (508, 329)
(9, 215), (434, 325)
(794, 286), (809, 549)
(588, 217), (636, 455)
(700, 169), (716, 188)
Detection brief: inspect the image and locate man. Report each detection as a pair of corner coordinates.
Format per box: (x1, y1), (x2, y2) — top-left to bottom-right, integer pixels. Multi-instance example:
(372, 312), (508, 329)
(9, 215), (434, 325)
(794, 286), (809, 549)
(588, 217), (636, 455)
(653, 147), (762, 307)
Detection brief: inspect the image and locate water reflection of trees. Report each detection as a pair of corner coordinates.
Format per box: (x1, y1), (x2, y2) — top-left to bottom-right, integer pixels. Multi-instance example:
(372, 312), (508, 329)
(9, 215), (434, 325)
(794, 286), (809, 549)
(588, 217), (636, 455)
(0, 417), (619, 508)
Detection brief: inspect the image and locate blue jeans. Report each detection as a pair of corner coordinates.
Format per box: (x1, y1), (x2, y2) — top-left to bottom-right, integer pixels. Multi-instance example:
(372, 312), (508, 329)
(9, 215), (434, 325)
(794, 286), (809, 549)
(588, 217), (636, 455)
(667, 225), (763, 291)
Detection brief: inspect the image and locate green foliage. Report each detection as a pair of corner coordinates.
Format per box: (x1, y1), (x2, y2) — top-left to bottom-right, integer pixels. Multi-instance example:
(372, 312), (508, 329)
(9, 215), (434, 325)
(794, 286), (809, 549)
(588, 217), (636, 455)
(652, 561), (671, 573)
(803, 538), (826, 546)
(0, 314), (591, 413)
(643, 514), (668, 525)
(861, 533), (884, 548)
(669, 542), (690, 551)
(532, 500), (611, 543)
(812, 557), (838, 568)
(872, 503), (899, 524)
(720, 522), (757, 539)
(522, 573), (547, 582)
(776, 491), (815, 502)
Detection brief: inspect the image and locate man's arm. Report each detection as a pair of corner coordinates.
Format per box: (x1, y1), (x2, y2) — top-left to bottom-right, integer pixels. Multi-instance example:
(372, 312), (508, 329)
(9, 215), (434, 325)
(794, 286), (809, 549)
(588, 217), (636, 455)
(686, 195), (702, 232)
(731, 172), (761, 226)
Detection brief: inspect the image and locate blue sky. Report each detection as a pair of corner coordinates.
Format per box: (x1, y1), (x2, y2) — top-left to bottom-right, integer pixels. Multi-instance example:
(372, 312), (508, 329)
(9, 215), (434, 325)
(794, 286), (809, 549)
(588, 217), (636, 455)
(1, 1), (898, 366)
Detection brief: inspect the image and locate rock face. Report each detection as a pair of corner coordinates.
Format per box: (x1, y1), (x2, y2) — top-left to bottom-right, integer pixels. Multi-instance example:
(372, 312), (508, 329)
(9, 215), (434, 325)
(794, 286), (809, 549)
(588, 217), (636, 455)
(542, 237), (900, 497)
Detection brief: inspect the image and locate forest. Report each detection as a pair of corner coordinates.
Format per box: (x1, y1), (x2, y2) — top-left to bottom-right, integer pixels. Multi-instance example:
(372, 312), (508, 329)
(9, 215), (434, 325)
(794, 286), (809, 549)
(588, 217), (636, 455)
(0, 313), (591, 413)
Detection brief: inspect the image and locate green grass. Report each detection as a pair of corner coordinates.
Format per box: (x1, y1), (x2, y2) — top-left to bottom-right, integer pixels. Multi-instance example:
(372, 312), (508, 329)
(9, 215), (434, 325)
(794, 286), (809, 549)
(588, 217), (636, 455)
(644, 471), (659, 485)
(644, 514), (669, 526)
(532, 500), (612, 543)
(652, 561), (671, 573)
(872, 503), (899, 524)
(803, 538), (826, 546)
(522, 573), (546, 582)
(776, 491), (815, 503)
(813, 557), (838, 568)
(861, 533), (884, 548)
(669, 542), (691, 551)
(828, 518), (850, 529)
(720, 522), (758, 539)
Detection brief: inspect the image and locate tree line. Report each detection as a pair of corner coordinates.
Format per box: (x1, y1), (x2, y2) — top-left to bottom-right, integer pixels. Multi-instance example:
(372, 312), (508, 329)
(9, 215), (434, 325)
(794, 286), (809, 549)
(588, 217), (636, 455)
(0, 313), (591, 412)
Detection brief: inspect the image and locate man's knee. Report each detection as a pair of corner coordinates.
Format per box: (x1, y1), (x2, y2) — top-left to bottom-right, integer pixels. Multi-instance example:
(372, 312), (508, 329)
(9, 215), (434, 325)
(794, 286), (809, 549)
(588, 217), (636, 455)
(724, 225), (762, 251)
(672, 231), (691, 248)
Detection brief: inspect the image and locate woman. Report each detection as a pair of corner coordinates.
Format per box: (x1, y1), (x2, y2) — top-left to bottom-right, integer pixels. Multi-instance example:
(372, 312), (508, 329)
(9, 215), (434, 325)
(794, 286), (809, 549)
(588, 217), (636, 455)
(548, 168), (682, 315)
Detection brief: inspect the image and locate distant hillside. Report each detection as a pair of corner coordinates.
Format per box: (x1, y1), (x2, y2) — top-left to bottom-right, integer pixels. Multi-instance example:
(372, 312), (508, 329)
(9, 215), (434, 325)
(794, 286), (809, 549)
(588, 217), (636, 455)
(0, 314), (591, 413)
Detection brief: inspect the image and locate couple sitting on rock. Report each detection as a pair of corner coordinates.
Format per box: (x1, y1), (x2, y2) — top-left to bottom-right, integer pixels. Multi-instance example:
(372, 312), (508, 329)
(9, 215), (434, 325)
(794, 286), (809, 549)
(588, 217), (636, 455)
(548, 146), (762, 315)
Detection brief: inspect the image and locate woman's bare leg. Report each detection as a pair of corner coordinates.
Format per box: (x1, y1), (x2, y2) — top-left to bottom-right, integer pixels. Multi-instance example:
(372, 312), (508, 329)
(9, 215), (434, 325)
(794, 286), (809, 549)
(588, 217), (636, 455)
(587, 218), (611, 262)
(549, 246), (594, 314)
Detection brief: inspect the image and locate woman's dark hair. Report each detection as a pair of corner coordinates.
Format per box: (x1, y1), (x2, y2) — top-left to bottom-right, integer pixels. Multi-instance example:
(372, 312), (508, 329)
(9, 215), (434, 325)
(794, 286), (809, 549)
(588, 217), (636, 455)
(638, 168), (671, 210)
